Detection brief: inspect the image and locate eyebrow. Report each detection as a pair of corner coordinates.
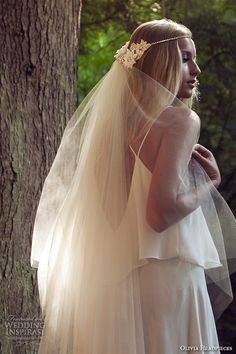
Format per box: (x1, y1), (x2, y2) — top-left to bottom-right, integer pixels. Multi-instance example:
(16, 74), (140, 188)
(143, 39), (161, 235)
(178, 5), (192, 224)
(181, 50), (191, 55)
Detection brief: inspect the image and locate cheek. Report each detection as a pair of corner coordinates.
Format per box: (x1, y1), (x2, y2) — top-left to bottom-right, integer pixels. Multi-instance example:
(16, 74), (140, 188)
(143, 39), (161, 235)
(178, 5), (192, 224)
(180, 65), (189, 81)
(177, 67), (193, 98)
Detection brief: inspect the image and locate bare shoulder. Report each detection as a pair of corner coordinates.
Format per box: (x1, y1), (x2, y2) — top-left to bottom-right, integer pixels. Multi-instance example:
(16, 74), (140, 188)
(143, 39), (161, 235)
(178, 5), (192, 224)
(159, 105), (200, 122)
(134, 107), (200, 173)
(189, 109), (201, 124)
(156, 106), (200, 132)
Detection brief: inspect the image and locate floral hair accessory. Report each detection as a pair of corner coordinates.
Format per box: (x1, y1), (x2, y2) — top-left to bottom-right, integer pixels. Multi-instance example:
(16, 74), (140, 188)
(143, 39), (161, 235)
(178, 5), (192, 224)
(114, 35), (190, 69)
(114, 40), (151, 69)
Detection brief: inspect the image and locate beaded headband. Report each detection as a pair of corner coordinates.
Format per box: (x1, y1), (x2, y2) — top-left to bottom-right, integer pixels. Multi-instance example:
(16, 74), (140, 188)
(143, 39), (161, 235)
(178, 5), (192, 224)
(114, 35), (190, 69)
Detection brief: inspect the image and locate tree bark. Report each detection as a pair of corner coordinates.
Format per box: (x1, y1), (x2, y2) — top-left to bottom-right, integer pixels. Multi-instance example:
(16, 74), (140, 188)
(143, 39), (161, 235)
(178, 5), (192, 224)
(0, 0), (82, 352)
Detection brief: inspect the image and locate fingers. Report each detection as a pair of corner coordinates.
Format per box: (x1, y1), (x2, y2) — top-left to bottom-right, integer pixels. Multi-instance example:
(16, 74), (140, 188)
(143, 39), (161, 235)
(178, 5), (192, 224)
(193, 144), (208, 153)
(192, 149), (213, 167)
(192, 149), (207, 163)
(193, 144), (212, 158)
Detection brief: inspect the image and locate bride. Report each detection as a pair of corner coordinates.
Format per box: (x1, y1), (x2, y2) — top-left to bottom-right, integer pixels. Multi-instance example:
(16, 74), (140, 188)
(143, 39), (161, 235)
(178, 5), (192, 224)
(31, 18), (236, 354)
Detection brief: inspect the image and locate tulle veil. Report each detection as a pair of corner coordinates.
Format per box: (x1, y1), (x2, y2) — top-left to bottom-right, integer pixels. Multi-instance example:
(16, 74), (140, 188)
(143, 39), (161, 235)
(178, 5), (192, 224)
(31, 60), (236, 353)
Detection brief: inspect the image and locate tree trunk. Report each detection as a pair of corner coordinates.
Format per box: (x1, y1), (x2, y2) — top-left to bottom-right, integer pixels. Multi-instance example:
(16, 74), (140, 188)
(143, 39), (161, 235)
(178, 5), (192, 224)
(0, 0), (82, 353)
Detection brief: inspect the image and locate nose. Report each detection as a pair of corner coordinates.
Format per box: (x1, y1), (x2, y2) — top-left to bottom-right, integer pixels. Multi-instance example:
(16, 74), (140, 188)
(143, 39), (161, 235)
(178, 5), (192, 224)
(191, 61), (201, 77)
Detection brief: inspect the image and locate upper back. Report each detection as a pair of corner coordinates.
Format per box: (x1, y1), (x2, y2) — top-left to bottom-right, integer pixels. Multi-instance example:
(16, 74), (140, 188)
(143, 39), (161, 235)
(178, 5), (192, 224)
(129, 106), (200, 173)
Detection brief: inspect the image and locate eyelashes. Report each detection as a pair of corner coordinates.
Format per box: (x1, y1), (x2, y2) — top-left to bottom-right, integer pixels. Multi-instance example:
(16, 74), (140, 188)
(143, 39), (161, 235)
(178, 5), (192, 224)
(182, 56), (197, 64)
(182, 57), (189, 63)
(181, 50), (197, 63)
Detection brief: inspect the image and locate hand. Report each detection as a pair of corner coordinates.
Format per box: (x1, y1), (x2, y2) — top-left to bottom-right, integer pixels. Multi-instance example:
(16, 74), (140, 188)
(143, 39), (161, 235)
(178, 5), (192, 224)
(192, 144), (221, 188)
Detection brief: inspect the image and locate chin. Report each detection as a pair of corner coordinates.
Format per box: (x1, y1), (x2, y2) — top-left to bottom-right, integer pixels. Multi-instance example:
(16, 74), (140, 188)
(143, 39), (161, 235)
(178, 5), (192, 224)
(177, 90), (193, 99)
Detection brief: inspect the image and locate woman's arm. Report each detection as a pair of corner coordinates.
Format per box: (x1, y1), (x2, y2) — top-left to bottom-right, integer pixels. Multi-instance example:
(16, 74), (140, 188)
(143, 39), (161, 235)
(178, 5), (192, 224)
(146, 107), (220, 233)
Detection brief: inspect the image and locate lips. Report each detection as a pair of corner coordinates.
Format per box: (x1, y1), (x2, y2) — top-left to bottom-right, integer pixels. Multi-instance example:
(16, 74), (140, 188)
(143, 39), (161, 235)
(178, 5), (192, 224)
(187, 79), (196, 84)
(187, 80), (197, 88)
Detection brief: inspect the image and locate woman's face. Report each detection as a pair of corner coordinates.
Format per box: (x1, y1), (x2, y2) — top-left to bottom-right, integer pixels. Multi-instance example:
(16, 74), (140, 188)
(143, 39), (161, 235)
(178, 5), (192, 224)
(177, 38), (201, 99)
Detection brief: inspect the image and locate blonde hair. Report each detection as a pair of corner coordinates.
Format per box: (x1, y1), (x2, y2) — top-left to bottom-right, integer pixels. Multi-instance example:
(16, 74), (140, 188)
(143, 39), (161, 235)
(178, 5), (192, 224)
(129, 19), (196, 107)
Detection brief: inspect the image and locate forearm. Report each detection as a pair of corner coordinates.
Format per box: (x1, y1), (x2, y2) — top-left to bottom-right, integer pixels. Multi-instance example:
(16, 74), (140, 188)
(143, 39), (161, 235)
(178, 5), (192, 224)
(154, 181), (214, 232)
(175, 180), (213, 218)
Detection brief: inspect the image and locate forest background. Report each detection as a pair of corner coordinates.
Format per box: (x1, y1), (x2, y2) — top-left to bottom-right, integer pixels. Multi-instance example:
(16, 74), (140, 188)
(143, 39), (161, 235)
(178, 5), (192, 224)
(0, 0), (236, 353)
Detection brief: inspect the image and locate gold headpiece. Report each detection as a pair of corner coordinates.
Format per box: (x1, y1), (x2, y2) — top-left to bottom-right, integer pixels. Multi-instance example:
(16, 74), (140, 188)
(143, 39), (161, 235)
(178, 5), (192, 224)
(114, 35), (189, 69)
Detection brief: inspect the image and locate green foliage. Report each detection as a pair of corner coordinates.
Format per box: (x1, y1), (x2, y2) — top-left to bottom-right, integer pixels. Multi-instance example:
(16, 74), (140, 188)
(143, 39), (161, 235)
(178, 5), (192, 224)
(78, 0), (161, 99)
(78, 25), (128, 99)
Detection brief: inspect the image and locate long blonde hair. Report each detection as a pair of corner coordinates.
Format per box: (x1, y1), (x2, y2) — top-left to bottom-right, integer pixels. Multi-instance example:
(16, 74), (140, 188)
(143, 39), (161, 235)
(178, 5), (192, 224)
(129, 19), (196, 107)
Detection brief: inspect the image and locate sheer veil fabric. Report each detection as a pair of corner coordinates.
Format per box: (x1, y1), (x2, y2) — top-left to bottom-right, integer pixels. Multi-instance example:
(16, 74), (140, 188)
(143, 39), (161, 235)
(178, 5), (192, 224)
(31, 61), (236, 353)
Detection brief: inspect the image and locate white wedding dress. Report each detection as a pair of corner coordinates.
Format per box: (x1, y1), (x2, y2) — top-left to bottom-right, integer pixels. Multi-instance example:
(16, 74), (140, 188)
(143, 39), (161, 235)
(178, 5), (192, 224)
(36, 132), (223, 354)
(127, 135), (222, 354)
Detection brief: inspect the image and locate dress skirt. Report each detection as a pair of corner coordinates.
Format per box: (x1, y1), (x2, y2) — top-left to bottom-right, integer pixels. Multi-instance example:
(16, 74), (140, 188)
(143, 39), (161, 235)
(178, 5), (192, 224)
(138, 257), (220, 354)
